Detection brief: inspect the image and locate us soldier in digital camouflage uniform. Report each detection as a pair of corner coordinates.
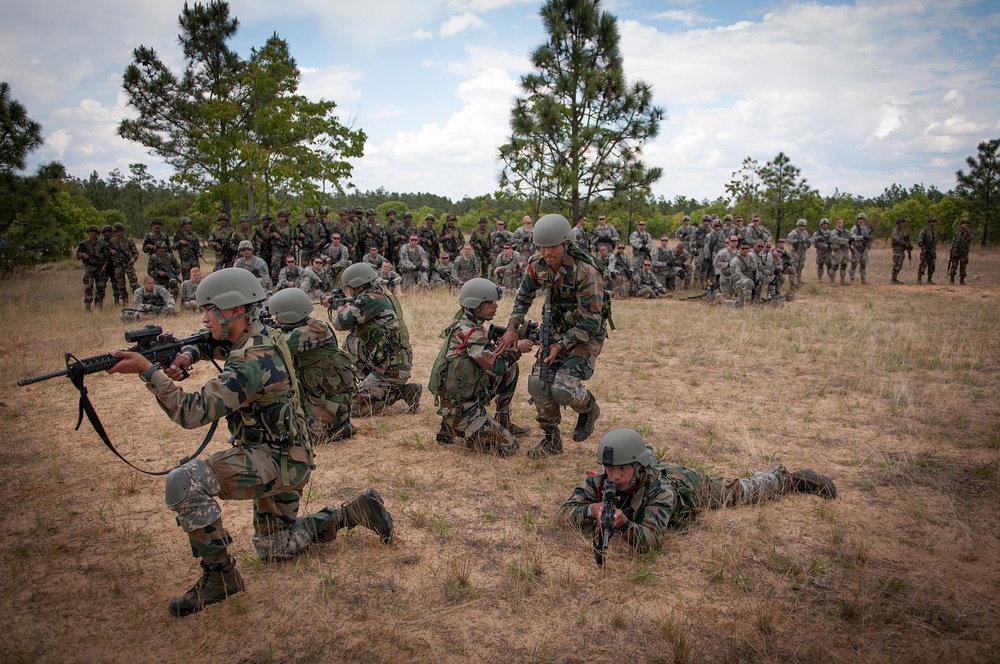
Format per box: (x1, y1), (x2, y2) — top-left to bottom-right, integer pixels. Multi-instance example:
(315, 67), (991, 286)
(830, 218), (853, 285)
(268, 288), (357, 443)
(330, 262), (422, 416)
(321, 232), (351, 285)
(179, 267), (202, 312)
(207, 213), (234, 271)
(395, 212), (418, 261)
(142, 218), (173, 257)
(670, 242), (692, 291)
(917, 217), (938, 285)
(609, 243), (632, 298)
(949, 217), (973, 284)
(890, 217), (912, 284)
(785, 218), (811, 289)
(743, 213), (772, 246)
(173, 217), (202, 281)
(417, 214), (440, 268)
(77, 224), (109, 311)
(469, 217), (493, 278)
(490, 219), (513, 259)
(632, 259), (667, 299)
(397, 234), (430, 289)
(432, 278), (533, 456)
(432, 252), (455, 289)
(109, 222), (140, 305)
(495, 214), (606, 459)
(589, 214), (619, 257)
(728, 240), (757, 307)
(376, 261), (403, 295)
(491, 243), (521, 292)
(277, 255), (306, 291)
(713, 235), (739, 298)
(107, 268), (392, 616)
(233, 240), (271, 293)
(691, 215), (712, 288)
(674, 215), (695, 256)
(849, 213), (872, 284)
(650, 236), (674, 291)
(98, 225), (122, 305)
(451, 243), (481, 287)
(331, 208), (358, 262)
(361, 245), (389, 271)
(123, 275), (176, 321)
(720, 214), (736, 242)
(301, 256), (333, 300)
(629, 220), (653, 271)
(570, 214), (590, 253)
(811, 218), (834, 282)
(512, 215), (536, 265)
(148, 242), (181, 299)
(560, 429), (836, 556)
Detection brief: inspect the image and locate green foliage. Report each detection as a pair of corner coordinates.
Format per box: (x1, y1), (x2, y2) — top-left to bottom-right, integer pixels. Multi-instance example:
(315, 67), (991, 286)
(758, 152), (817, 240)
(956, 138), (1000, 246)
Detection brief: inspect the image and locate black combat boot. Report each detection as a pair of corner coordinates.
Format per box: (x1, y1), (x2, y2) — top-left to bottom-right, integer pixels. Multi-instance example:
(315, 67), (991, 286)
(960, 277), (965, 285)
(950, 274), (955, 284)
(340, 489), (394, 543)
(436, 420), (456, 445)
(496, 410), (530, 438)
(527, 427), (563, 459)
(789, 469), (837, 499)
(329, 420), (357, 441)
(400, 383), (422, 413)
(927, 277), (935, 285)
(572, 398), (601, 442)
(168, 556), (245, 617)
(917, 275), (923, 284)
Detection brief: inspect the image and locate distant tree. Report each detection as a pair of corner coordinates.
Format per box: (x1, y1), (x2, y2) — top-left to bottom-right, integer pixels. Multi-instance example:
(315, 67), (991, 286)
(498, 0), (664, 221)
(758, 152), (815, 240)
(955, 138), (1000, 246)
(724, 157), (763, 220)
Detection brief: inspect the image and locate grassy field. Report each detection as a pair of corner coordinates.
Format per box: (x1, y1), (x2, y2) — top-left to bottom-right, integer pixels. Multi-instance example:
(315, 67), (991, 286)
(1, 246), (998, 663)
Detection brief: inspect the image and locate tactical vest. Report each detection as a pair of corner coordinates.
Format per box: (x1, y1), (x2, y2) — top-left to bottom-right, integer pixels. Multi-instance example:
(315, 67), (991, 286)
(354, 290), (412, 370)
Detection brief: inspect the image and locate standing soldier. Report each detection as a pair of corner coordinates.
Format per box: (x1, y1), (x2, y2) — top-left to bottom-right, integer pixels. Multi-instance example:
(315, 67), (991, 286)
(948, 217), (974, 284)
(173, 217), (202, 281)
(431, 279), (533, 455)
(100, 225), (120, 305)
(830, 218), (853, 285)
(744, 213), (772, 246)
(917, 217), (938, 284)
(397, 234), (430, 289)
(111, 222), (141, 302)
(786, 219), (811, 289)
(511, 215), (536, 264)
(570, 214), (590, 253)
(849, 213), (872, 284)
(713, 235), (739, 298)
(233, 241), (271, 293)
(589, 214), (619, 257)
(254, 212), (273, 259)
(438, 213), (465, 260)
(394, 212), (417, 261)
(148, 242), (182, 300)
(298, 208), (326, 266)
(811, 218), (834, 282)
(142, 218), (173, 257)
(629, 220), (653, 271)
(384, 209), (401, 267)
(358, 208), (388, 259)
(469, 217), (493, 278)
(316, 206), (333, 239)
(232, 215), (255, 258)
(495, 214), (608, 459)
(208, 213), (235, 271)
(701, 219), (725, 289)
(76, 224), (109, 311)
(690, 215), (712, 288)
(331, 207), (358, 262)
(269, 209), (297, 285)
(417, 214), (440, 268)
(321, 232), (351, 285)
(674, 215), (696, 255)
(491, 243), (522, 291)
(490, 219), (514, 259)
(890, 217), (912, 284)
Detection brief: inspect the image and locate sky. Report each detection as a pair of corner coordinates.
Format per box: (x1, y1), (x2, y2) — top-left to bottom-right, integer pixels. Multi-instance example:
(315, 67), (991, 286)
(3, 0), (999, 204)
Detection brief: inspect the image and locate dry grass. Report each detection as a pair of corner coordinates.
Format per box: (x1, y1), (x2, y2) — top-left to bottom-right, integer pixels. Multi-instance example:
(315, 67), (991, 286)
(1, 247), (998, 663)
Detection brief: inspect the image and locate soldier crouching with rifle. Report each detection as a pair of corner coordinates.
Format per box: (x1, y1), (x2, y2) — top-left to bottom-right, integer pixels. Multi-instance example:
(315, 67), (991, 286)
(107, 268), (393, 616)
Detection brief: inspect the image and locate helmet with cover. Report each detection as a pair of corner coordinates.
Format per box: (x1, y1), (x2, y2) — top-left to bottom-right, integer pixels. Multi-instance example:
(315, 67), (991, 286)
(533, 214), (572, 247)
(596, 428), (655, 467)
(267, 287), (313, 325)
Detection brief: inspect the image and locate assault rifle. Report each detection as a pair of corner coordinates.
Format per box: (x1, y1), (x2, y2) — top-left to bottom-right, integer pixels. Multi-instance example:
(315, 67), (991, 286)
(593, 477), (617, 566)
(487, 320), (540, 345)
(538, 286), (554, 384)
(685, 285), (715, 300)
(903, 234), (913, 265)
(323, 288), (354, 321)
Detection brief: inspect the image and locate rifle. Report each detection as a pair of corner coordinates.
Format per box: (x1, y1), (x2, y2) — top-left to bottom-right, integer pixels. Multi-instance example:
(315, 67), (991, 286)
(904, 234), (913, 265)
(17, 325), (224, 475)
(538, 286), (553, 384)
(593, 477), (617, 566)
(324, 288), (354, 320)
(685, 285), (715, 300)
(487, 320), (540, 345)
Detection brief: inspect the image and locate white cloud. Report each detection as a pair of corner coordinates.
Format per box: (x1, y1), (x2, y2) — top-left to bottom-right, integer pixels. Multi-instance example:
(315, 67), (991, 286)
(299, 66), (364, 105)
(409, 29), (435, 40)
(440, 12), (488, 37)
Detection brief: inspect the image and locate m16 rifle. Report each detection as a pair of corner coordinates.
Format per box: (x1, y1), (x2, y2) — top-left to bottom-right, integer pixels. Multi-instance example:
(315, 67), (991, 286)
(593, 477), (617, 566)
(487, 320), (540, 345)
(903, 234), (913, 265)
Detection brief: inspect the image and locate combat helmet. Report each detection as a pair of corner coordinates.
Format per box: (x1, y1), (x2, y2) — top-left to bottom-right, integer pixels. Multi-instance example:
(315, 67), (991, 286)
(459, 278), (502, 310)
(596, 429), (656, 467)
(86, 224), (99, 234)
(112, 222), (126, 232)
(196, 267), (266, 310)
(820, 218), (830, 226)
(101, 224), (113, 233)
(856, 212), (867, 220)
(304, 207), (315, 218)
(341, 262), (379, 289)
(268, 287), (313, 325)
(797, 218), (807, 227)
(533, 214), (572, 247)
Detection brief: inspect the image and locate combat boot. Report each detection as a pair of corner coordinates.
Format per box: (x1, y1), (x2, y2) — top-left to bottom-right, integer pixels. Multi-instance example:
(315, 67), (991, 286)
(890, 277), (903, 285)
(960, 277), (965, 285)
(400, 383), (422, 413)
(950, 275), (955, 284)
(917, 275), (923, 284)
(789, 469), (837, 499)
(168, 556), (244, 617)
(527, 427), (563, 459)
(436, 420), (456, 445)
(572, 398), (600, 442)
(85, 302), (91, 312)
(339, 489), (394, 543)
(496, 410), (530, 438)
(840, 274), (846, 285)
(927, 277), (935, 285)
(329, 421), (357, 441)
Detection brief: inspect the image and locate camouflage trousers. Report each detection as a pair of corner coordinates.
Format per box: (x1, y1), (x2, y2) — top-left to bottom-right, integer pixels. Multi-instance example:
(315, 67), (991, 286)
(653, 269), (675, 292)
(948, 252), (969, 280)
(917, 250), (936, 280)
(110, 265), (140, 304)
(850, 247), (869, 282)
(82, 266), (108, 306)
(732, 275), (754, 304)
(528, 338), (601, 429)
(303, 392), (352, 440)
(832, 248), (850, 275)
(634, 285), (662, 299)
(717, 273), (734, 298)
(270, 251), (288, 285)
(815, 249), (833, 280)
(790, 251), (807, 288)
(401, 270), (428, 290)
(662, 465), (792, 514)
(891, 249), (906, 278)
(168, 443), (337, 562)
(437, 364), (519, 456)
(340, 334), (413, 416)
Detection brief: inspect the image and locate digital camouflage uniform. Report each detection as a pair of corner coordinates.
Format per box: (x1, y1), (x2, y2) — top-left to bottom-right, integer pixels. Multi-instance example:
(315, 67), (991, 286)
(76, 234), (108, 309)
(233, 255), (271, 293)
(490, 227), (514, 258)
(632, 268), (666, 299)
(754, 248), (775, 301)
(300, 265), (333, 300)
(849, 221), (872, 283)
(785, 226), (811, 288)
(128, 284), (176, 318)
(432, 261), (455, 289)
(492, 251), (521, 291)
(743, 223), (771, 246)
(173, 227), (202, 280)
(277, 264), (307, 291)
(451, 253), (481, 286)
(830, 225), (853, 283)
(949, 223), (973, 283)
(589, 224), (620, 257)
(375, 267), (402, 293)
(569, 225), (591, 254)
(179, 278), (200, 311)
(434, 310), (521, 456)
(917, 223), (938, 283)
(811, 226), (834, 281)
(650, 245), (674, 291)
(628, 229), (653, 271)
(362, 251), (389, 270)
(701, 229), (725, 287)
(730, 251), (758, 305)
(713, 245), (738, 297)
(674, 220), (696, 255)
(321, 243), (351, 284)
(511, 224), (535, 264)
(891, 224), (912, 283)
(397, 243), (430, 289)
(609, 249), (632, 298)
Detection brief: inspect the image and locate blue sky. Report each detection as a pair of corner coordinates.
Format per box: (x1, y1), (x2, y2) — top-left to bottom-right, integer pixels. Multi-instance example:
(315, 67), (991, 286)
(3, 0), (999, 203)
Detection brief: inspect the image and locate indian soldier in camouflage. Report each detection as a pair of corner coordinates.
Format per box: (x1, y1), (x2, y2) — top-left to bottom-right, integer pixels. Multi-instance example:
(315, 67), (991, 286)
(330, 208), (358, 262)
(417, 215), (440, 268)
(124, 275), (176, 321)
(432, 253), (455, 289)
(321, 232), (351, 285)
(743, 214), (772, 246)
(433, 279), (533, 456)
(890, 217), (912, 284)
(109, 222), (140, 305)
(451, 244), (481, 287)
(830, 218), (853, 285)
(849, 213), (872, 284)
(142, 218), (173, 257)
(560, 429), (836, 556)
(277, 255), (306, 291)
(589, 214), (620, 257)
(207, 213), (234, 271)
(628, 221), (653, 271)
(511, 215), (535, 264)
(811, 219), (834, 282)
(469, 217), (493, 278)
(173, 217), (202, 281)
(383, 209), (401, 267)
(148, 243), (181, 299)
(632, 260), (667, 298)
(949, 217), (973, 284)
(701, 219), (725, 289)
(375, 261), (403, 295)
(491, 244), (521, 292)
(98, 225), (121, 305)
(331, 262), (422, 416)
(785, 219), (811, 289)
(495, 214), (606, 459)
(269, 210), (297, 284)
(490, 219), (514, 259)
(358, 209), (388, 259)
(253, 212), (273, 259)
(438, 213), (465, 259)
(917, 217), (938, 284)
(674, 215), (696, 255)
(108, 268), (392, 617)
(298, 208), (326, 266)
(77, 225), (109, 310)
(301, 257), (334, 300)
(570, 214), (590, 254)
(179, 267), (203, 311)
(268, 288), (357, 443)
(231, 215), (255, 260)
(233, 241), (272, 293)
(397, 234), (430, 289)
(713, 236), (739, 298)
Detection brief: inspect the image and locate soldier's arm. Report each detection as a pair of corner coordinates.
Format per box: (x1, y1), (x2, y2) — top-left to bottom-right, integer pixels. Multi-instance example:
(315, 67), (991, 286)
(618, 480), (675, 553)
(559, 474), (601, 528)
(561, 263), (605, 347)
(465, 329), (520, 375)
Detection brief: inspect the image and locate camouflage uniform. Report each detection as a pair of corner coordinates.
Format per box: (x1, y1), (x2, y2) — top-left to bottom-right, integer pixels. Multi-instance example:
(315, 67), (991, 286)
(561, 462), (798, 554)
(589, 224), (620, 257)
(490, 226), (514, 258)
(362, 251), (389, 270)
(890, 224), (912, 283)
(298, 219), (327, 266)
(743, 222), (771, 246)
(785, 226), (811, 287)
(650, 244), (674, 291)
(76, 233), (109, 309)
(397, 243), (430, 289)
(628, 229), (653, 271)
(435, 311), (522, 456)
(754, 248), (775, 301)
(451, 253), (481, 286)
(438, 221), (465, 258)
(231, 222), (255, 259)
(701, 228), (725, 287)
(713, 244), (738, 297)
(277, 264), (307, 291)
(300, 265), (333, 300)
(179, 278), (200, 311)
(142, 228), (173, 257)
(375, 267), (403, 294)
(569, 225), (591, 254)
(830, 224), (853, 283)
(321, 242), (351, 285)
(431, 260), (455, 289)
(609, 249), (632, 298)
(730, 250), (757, 305)
(207, 222), (234, 271)
(233, 255), (271, 293)
(849, 221), (872, 283)
(330, 218), (358, 262)
(358, 221), (388, 259)
(278, 317), (356, 441)
(948, 222), (973, 283)
(511, 224), (535, 264)
(173, 227), (202, 281)
(508, 246), (607, 434)
(632, 267), (666, 299)
(394, 222), (418, 260)
(131, 284), (176, 316)
(269, 218), (298, 284)
(811, 226), (834, 281)
(332, 287), (417, 416)
(690, 221), (711, 286)
(917, 222), (938, 283)
(674, 219), (696, 255)
(469, 225), (493, 278)
(253, 218), (273, 259)
(491, 251), (521, 291)
(417, 223), (440, 267)
(109, 231), (140, 305)
(148, 249), (181, 294)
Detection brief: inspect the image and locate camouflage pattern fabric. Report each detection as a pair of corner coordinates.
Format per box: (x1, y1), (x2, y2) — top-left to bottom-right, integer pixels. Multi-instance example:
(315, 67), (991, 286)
(589, 224), (620, 256)
(849, 223), (872, 283)
(452, 254), (481, 286)
(234, 255), (272, 293)
(133, 284), (176, 315)
(730, 253), (757, 305)
(785, 227), (811, 286)
(632, 268), (665, 299)
(148, 252), (181, 293)
(469, 228), (493, 277)
(811, 229), (834, 280)
(569, 226), (591, 253)
(917, 225), (938, 281)
(949, 226), (973, 280)
(77, 237), (109, 307)
(438, 223), (465, 257)
(891, 226), (912, 280)
(511, 225), (534, 263)
(629, 230), (653, 269)
(142, 230), (173, 256)
(173, 228), (202, 280)
(397, 244), (430, 289)
(277, 265), (306, 291)
(207, 224), (235, 271)
(417, 225), (440, 267)
(491, 252), (521, 291)
(179, 278), (200, 311)
(713, 246), (737, 297)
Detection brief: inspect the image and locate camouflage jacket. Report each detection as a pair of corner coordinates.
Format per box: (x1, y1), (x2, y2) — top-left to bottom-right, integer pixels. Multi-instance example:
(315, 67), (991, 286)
(332, 287), (412, 371)
(917, 226), (937, 253)
(811, 229), (833, 252)
(951, 227), (973, 255)
(674, 223), (696, 251)
(786, 227), (812, 254)
(629, 231), (653, 261)
(417, 226), (439, 260)
(891, 227), (912, 251)
(173, 229), (202, 261)
(269, 221), (297, 253)
(397, 244), (429, 273)
(358, 222), (388, 256)
(511, 225), (534, 255)
(76, 238), (108, 269)
(330, 221), (358, 256)
(730, 252), (757, 281)
(298, 220), (327, 253)
(277, 265), (306, 290)
(234, 255), (270, 282)
(142, 231), (173, 256)
(362, 252), (389, 269)
(375, 269), (402, 290)
(301, 266), (333, 294)
(490, 229), (513, 255)
(180, 278), (199, 304)
(395, 223), (418, 248)
(321, 243), (351, 272)
(713, 246), (737, 278)
(133, 285), (174, 311)
(469, 228), (492, 257)
(438, 310), (519, 399)
(207, 225), (234, 257)
(451, 254), (480, 284)
(632, 269), (664, 294)
(254, 222), (273, 256)
(589, 224), (620, 253)
(109, 236), (139, 268)
(438, 224), (465, 256)
(569, 226), (591, 253)
(831, 227), (853, 249)
(147, 253), (181, 280)
(281, 317), (354, 400)
(850, 224), (872, 252)
(743, 224), (771, 245)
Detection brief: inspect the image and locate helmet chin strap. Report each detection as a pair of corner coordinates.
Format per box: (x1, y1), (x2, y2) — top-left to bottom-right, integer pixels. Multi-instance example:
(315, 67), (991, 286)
(616, 463), (644, 493)
(210, 304), (255, 341)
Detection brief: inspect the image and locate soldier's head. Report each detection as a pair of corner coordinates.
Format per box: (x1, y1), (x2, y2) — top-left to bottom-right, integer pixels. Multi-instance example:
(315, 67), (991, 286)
(597, 429), (656, 493)
(143, 275), (156, 292)
(682, 215), (691, 224)
(408, 234), (419, 247)
(151, 218), (163, 230)
(754, 240), (765, 253)
(86, 224), (99, 238)
(447, 213), (457, 226)
(284, 255), (297, 269)
(277, 209), (290, 221)
(502, 243), (512, 256)
(820, 218), (830, 228)
(534, 214), (573, 268)
(339, 207), (349, 220)
(440, 251), (452, 263)
(403, 211), (413, 222)
(576, 214), (587, 227)
(797, 218), (807, 229)
(260, 212), (272, 224)
(496, 219), (506, 230)
(764, 241), (772, 252)
(318, 206), (331, 220)
(155, 243), (167, 256)
(928, 216), (938, 225)
(238, 215), (250, 228)
(311, 256), (326, 271)
(267, 287), (313, 327)
(701, 214), (711, 226)
(181, 216), (192, 228)
(660, 235), (669, 246)
(735, 215), (744, 225)
(380, 261), (393, 274)
(615, 243), (626, 254)
(195, 267), (267, 341)
(330, 233), (341, 244)
(713, 220), (722, 230)
(751, 214), (761, 226)
(369, 245), (379, 256)
(461, 243), (473, 257)
(739, 240), (750, 253)
(217, 212), (229, 227)
(960, 217), (969, 227)
(895, 217), (906, 226)
(190, 267), (202, 283)
(773, 246), (784, 259)
(478, 216), (488, 227)
(341, 261), (379, 295)
(304, 207), (316, 220)
(674, 243), (685, 255)
(459, 277), (503, 321)
(425, 214), (436, 226)
(724, 214), (734, 222)
(238, 240), (254, 257)
(367, 208), (376, 221)
(596, 214), (607, 226)
(522, 215), (533, 227)
(101, 224), (113, 237)
(856, 212), (867, 223)
(113, 222), (126, 237)
(835, 218), (844, 228)
(642, 259), (652, 272)
(386, 209), (396, 220)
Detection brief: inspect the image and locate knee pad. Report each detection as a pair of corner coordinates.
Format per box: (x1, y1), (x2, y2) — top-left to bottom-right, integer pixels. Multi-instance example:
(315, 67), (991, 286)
(165, 459), (222, 531)
(550, 384), (575, 407)
(526, 375), (546, 399)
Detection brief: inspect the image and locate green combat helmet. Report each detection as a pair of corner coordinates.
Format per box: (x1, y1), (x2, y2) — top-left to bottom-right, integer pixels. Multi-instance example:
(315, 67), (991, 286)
(217, 212), (229, 222)
(196, 268), (268, 340)
(341, 262), (379, 289)
(304, 208), (315, 218)
(267, 287), (313, 325)
(101, 224), (113, 233)
(87, 224), (99, 234)
(459, 277), (502, 311)
(596, 428), (655, 467)
(112, 222), (126, 231)
(533, 213), (572, 247)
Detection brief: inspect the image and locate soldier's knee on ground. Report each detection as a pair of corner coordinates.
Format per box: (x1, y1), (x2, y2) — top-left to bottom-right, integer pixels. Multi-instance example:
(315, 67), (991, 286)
(165, 459), (223, 532)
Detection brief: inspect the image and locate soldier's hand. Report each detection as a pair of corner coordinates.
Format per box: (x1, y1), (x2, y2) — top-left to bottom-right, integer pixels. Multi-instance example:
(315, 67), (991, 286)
(515, 339), (534, 354)
(542, 342), (560, 365)
(495, 328), (519, 353)
(164, 352), (194, 381)
(107, 350), (152, 375)
(79, 252), (89, 260)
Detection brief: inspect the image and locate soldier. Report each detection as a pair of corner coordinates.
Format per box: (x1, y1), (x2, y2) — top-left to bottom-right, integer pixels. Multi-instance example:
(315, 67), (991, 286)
(98, 225), (121, 305)
(277, 254), (306, 291)
(432, 278), (533, 455)
(108, 222), (140, 305)
(632, 259), (667, 299)
(560, 429), (836, 556)
(785, 219), (811, 289)
(375, 261), (403, 295)
(417, 214), (440, 268)
(702, 219), (726, 289)
(594, 245), (614, 293)
(267, 288), (357, 443)
(148, 242), (181, 299)
(432, 252), (455, 289)
(752, 240), (774, 301)
(948, 217), (974, 284)
(917, 217), (938, 284)
(125, 275), (176, 321)
(629, 220), (653, 270)
(492, 243), (521, 292)
(811, 218), (834, 282)
(361, 244), (389, 271)
(298, 208), (326, 266)
(451, 243), (481, 287)
(179, 267), (203, 312)
(394, 212), (418, 262)
(720, 214), (736, 241)
(232, 215), (255, 260)
(495, 214), (607, 458)
(830, 218), (853, 285)
(744, 213), (772, 246)
(890, 217), (912, 284)
(107, 268), (392, 616)
(589, 214), (620, 256)
(317, 206), (333, 239)
(269, 210), (297, 284)
(142, 218), (173, 257)
(511, 215), (536, 264)
(690, 215), (712, 288)
(301, 256), (334, 300)
(233, 240), (271, 293)
(671, 242), (692, 291)
(675, 215), (696, 255)
(468, 217), (493, 278)
(207, 213), (234, 271)
(728, 240), (757, 307)
(254, 212), (273, 259)
(713, 235), (739, 298)
(397, 234), (430, 289)
(321, 232), (351, 285)
(76, 225), (109, 311)
(490, 219), (513, 259)
(173, 217), (202, 281)
(609, 243), (632, 299)
(358, 208), (388, 259)
(384, 209), (401, 267)
(849, 213), (873, 284)
(731, 215), (746, 243)
(438, 213), (465, 260)
(330, 262), (422, 416)
(570, 214), (590, 253)
(650, 236), (674, 291)
(769, 245), (788, 298)
(331, 208), (358, 262)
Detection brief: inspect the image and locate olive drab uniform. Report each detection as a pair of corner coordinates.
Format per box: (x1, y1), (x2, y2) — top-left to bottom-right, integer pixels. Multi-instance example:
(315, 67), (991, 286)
(76, 234), (109, 309)
(109, 232), (140, 305)
(417, 224), (440, 267)
(142, 229), (173, 256)
(269, 218), (297, 284)
(949, 223), (973, 283)
(207, 224), (234, 271)
(438, 222), (465, 259)
(469, 226), (493, 278)
(173, 227), (202, 280)
(917, 223), (938, 283)
(148, 249), (182, 294)
(432, 311), (520, 456)
(891, 225), (912, 283)
(147, 321), (339, 564)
